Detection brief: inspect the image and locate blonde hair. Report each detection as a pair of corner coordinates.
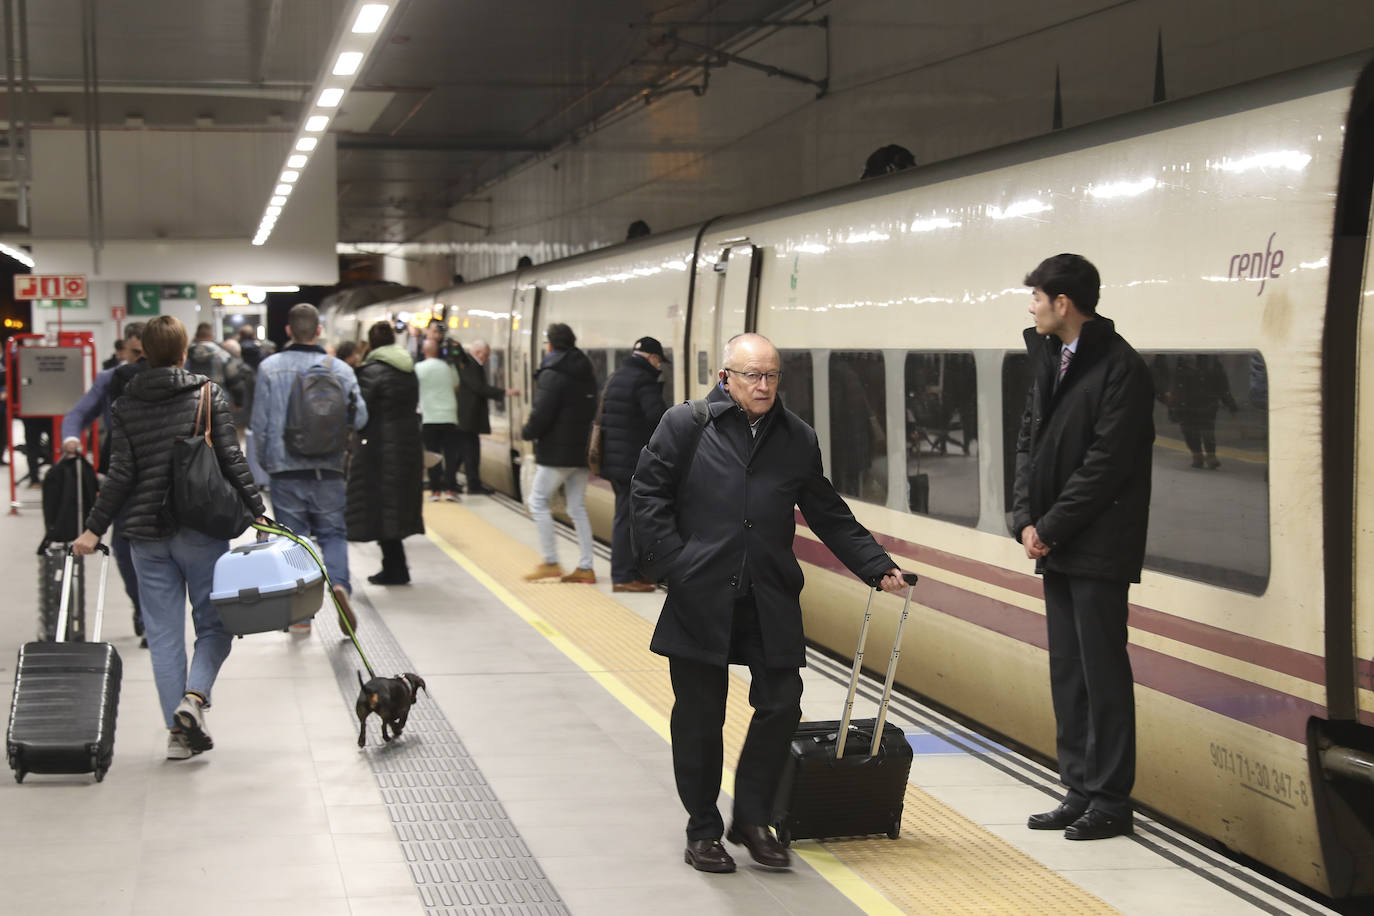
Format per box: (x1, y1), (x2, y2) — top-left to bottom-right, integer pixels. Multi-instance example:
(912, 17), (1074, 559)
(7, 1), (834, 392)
(141, 315), (188, 368)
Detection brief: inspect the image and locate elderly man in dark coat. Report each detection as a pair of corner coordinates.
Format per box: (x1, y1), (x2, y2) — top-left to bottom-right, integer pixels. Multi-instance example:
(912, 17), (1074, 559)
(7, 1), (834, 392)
(632, 332), (909, 874)
(1013, 253), (1154, 842)
(596, 335), (668, 592)
(454, 339), (514, 495)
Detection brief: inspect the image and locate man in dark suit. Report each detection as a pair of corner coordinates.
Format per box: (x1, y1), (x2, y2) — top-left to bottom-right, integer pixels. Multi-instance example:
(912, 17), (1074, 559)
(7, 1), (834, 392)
(632, 332), (909, 874)
(1012, 253), (1155, 841)
(454, 339), (516, 495)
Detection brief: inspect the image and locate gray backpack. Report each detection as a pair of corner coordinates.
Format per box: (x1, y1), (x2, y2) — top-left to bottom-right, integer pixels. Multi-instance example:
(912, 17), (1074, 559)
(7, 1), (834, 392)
(284, 362), (352, 457)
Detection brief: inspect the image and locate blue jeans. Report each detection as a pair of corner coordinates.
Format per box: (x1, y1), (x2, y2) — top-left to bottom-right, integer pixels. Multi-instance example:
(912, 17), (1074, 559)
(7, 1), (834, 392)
(269, 474), (350, 594)
(527, 465), (594, 570)
(131, 526), (233, 729)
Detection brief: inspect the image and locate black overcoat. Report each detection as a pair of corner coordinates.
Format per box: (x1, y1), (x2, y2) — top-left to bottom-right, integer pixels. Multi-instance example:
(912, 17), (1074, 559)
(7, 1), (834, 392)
(1011, 316), (1155, 583)
(455, 348), (506, 435)
(347, 359), (425, 542)
(631, 385), (894, 668)
(597, 354), (666, 482)
(520, 347), (597, 467)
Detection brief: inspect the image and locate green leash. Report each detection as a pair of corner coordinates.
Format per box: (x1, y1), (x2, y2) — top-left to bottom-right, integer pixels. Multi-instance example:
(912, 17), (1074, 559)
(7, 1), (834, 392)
(251, 519), (377, 679)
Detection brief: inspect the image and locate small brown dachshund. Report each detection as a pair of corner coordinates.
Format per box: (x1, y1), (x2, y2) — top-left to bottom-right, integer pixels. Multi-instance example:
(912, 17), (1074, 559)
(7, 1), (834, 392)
(356, 671), (427, 747)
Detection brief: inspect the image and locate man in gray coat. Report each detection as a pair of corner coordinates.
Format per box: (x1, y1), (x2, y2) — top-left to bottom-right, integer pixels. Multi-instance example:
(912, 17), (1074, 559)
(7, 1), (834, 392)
(632, 332), (908, 874)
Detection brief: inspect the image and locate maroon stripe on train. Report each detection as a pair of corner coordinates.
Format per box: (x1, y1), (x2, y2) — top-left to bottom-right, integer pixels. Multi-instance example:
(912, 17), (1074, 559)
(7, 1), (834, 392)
(791, 536), (1322, 744)
(794, 510), (1328, 686)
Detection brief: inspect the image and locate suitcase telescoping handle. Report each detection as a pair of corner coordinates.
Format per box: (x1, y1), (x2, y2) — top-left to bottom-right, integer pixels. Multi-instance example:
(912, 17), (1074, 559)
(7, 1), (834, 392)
(56, 543), (110, 644)
(835, 572), (919, 759)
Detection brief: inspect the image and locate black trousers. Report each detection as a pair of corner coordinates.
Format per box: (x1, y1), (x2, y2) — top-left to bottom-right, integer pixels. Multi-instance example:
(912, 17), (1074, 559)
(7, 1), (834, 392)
(422, 423), (462, 492)
(1042, 571), (1136, 816)
(379, 539), (408, 576)
(454, 429), (483, 490)
(609, 479), (641, 585)
(668, 595), (803, 840)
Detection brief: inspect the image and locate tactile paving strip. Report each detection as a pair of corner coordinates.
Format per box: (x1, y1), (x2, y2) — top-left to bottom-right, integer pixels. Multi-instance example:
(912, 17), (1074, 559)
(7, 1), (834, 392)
(425, 503), (1122, 916)
(313, 584), (569, 916)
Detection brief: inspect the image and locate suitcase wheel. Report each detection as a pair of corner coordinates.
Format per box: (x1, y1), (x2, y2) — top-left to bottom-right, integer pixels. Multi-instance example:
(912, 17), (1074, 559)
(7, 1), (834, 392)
(888, 823), (901, 840)
(13, 768), (24, 784)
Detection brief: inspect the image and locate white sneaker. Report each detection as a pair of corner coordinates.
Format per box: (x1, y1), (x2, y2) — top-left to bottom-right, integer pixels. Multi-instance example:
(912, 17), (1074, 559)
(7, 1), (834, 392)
(443, 491), (461, 502)
(173, 694), (213, 753)
(166, 730), (194, 760)
(427, 492), (442, 502)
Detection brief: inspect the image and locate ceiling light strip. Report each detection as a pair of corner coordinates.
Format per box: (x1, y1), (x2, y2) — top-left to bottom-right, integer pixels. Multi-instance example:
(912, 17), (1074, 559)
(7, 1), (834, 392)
(252, 1), (393, 246)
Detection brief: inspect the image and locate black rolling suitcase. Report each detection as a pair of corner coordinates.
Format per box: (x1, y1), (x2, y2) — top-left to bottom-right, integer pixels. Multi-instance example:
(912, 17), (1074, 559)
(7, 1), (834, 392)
(771, 573), (919, 845)
(7, 544), (122, 783)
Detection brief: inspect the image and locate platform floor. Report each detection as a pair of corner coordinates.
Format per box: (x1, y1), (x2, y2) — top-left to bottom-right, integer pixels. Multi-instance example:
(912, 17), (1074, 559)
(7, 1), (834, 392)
(0, 474), (1343, 916)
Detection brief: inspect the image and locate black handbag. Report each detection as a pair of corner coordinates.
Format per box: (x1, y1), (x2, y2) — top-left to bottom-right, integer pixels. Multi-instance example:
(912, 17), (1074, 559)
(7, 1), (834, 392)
(169, 382), (253, 540)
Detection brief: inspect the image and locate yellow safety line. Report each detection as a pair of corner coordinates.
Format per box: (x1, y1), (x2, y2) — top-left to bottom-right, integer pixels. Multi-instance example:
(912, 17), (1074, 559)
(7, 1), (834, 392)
(427, 526), (900, 915)
(1154, 435), (1267, 463)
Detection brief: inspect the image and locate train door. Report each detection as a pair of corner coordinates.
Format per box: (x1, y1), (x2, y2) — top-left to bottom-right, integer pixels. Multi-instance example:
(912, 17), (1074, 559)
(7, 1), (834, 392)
(512, 285), (542, 502)
(688, 242), (760, 398)
(1353, 189), (1374, 729)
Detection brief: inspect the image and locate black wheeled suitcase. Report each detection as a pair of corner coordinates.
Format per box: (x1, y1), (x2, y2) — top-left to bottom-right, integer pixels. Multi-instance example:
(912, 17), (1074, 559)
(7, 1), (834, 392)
(771, 573), (919, 845)
(7, 544), (122, 783)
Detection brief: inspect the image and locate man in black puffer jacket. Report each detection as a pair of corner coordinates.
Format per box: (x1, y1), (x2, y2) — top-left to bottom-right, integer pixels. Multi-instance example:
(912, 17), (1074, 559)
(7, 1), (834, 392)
(596, 335), (667, 592)
(75, 316), (265, 762)
(519, 322), (598, 583)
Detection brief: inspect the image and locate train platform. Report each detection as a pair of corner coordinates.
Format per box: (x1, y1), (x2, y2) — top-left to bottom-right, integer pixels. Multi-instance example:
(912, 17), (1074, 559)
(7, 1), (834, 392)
(0, 477), (1345, 916)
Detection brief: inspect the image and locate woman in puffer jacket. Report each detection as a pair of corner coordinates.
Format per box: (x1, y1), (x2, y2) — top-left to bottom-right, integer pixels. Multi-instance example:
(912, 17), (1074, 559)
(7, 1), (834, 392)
(346, 321), (424, 584)
(75, 315), (265, 761)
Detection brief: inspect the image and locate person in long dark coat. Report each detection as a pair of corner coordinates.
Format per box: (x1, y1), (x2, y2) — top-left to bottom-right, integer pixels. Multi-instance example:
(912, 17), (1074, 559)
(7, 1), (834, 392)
(1012, 253), (1155, 842)
(347, 321), (424, 585)
(632, 332), (909, 875)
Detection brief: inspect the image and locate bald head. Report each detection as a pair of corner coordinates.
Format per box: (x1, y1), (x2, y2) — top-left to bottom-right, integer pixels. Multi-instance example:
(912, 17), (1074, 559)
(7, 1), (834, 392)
(719, 333), (781, 420)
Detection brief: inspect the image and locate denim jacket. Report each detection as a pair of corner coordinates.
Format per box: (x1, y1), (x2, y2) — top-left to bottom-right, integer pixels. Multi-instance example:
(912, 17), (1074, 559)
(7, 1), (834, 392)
(249, 344), (368, 475)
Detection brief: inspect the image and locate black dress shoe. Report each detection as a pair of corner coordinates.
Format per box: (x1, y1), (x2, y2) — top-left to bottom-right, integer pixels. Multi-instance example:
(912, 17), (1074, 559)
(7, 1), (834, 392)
(1064, 809), (1133, 840)
(1027, 802), (1086, 831)
(725, 823), (790, 868)
(683, 839), (736, 873)
(367, 571), (411, 586)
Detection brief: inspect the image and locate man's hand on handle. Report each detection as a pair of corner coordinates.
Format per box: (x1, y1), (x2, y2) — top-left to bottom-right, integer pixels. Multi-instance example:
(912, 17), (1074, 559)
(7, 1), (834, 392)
(73, 529), (99, 556)
(878, 568), (914, 594)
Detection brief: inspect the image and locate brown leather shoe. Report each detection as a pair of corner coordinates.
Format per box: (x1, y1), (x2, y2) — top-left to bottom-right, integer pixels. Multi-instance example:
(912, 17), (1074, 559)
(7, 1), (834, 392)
(612, 580), (656, 593)
(560, 567), (596, 584)
(726, 823), (790, 868)
(683, 839), (736, 873)
(332, 585), (358, 634)
(523, 562), (564, 582)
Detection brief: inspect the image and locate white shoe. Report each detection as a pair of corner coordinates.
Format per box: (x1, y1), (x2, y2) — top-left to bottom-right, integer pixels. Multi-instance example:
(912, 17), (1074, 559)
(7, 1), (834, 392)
(173, 694), (213, 752)
(427, 492), (442, 502)
(443, 491), (461, 502)
(166, 731), (194, 760)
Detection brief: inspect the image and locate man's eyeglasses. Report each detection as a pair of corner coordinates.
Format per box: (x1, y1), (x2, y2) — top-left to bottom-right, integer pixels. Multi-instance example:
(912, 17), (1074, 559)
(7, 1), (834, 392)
(723, 367), (782, 385)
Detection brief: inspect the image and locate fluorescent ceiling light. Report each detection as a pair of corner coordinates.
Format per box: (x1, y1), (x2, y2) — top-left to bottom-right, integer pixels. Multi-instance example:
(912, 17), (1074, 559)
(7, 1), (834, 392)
(265, 206), (282, 217)
(295, 137), (318, 152)
(274, 184), (292, 196)
(0, 242), (35, 268)
(252, 238), (266, 247)
(317, 87), (345, 108)
(333, 51), (364, 76)
(287, 155), (307, 169)
(280, 170), (300, 183)
(1087, 177), (1157, 199)
(988, 199), (1052, 220)
(305, 115), (329, 132)
(352, 4), (388, 33)
(269, 195), (287, 206)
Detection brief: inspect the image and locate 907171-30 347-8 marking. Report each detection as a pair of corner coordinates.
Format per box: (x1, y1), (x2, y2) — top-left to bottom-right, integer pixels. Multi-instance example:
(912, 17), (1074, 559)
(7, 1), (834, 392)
(1209, 742), (1309, 809)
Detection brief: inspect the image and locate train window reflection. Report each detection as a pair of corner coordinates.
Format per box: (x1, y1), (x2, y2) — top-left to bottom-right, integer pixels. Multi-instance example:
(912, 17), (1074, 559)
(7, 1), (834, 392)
(828, 351), (887, 504)
(905, 352), (978, 526)
(489, 349), (507, 415)
(779, 350), (814, 428)
(999, 350), (1269, 594)
(585, 349), (609, 393)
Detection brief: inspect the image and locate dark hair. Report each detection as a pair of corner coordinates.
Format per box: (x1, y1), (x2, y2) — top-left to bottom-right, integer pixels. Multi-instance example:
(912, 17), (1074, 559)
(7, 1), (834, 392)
(288, 303), (321, 343)
(368, 320), (395, 350)
(142, 315), (189, 368)
(860, 144), (916, 180)
(545, 322), (575, 350)
(336, 341), (358, 361)
(1024, 253), (1100, 315)
(194, 321), (214, 341)
(626, 219), (651, 240)
(237, 325), (256, 342)
(123, 321), (146, 341)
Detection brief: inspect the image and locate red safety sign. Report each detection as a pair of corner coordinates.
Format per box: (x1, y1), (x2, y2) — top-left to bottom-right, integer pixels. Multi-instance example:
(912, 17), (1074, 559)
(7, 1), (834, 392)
(13, 275), (87, 301)
(111, 305), (127, 320)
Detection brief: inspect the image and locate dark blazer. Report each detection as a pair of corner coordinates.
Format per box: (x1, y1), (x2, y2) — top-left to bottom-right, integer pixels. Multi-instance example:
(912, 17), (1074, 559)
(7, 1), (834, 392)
(347, 360), (424, 542)
(85, 368), (264, 540)
(455, 349), (505, 435)
(631, 385), (894, 668)
(597, 354), (666, 482)
(520, 347), (597, 467)
(1012, 316), (1155, 583)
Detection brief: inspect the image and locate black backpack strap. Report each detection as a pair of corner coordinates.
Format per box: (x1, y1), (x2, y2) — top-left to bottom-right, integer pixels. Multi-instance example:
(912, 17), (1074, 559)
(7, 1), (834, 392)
(677, 398), (710, 490)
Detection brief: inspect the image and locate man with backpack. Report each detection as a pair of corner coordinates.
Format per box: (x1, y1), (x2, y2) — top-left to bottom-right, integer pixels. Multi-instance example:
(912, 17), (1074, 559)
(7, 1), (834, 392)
(187, 322), (249, 409)
(251, 304), (367, 629)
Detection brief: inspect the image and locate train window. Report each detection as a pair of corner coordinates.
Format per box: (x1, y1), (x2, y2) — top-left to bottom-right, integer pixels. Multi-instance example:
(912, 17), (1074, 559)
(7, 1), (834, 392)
(828, 351), (887, 504)
(779, 350), (813, 428)
(905, 352), (979, 526)
(612, 347), (676, 405)
(585, 349), (609, 393)
(489, 349), (508, 415)
(999, 350), (1269, 594)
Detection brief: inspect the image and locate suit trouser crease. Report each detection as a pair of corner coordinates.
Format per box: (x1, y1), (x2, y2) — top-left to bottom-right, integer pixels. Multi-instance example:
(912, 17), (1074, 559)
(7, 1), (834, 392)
(1042, 571), (1136, 816)
(668, 596), (803, 840)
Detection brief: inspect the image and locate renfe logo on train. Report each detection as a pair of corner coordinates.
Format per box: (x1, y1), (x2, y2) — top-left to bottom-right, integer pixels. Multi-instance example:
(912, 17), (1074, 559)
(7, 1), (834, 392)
(1228, 233), (1284, 296)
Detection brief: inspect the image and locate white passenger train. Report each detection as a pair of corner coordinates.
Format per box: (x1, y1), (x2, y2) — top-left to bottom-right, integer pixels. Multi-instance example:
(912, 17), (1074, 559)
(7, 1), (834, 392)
(321, 53), (1374, 900)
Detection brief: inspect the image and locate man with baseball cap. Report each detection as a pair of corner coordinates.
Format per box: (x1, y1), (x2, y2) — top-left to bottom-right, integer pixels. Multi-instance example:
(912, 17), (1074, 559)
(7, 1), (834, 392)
(595, 335), (670, 591)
